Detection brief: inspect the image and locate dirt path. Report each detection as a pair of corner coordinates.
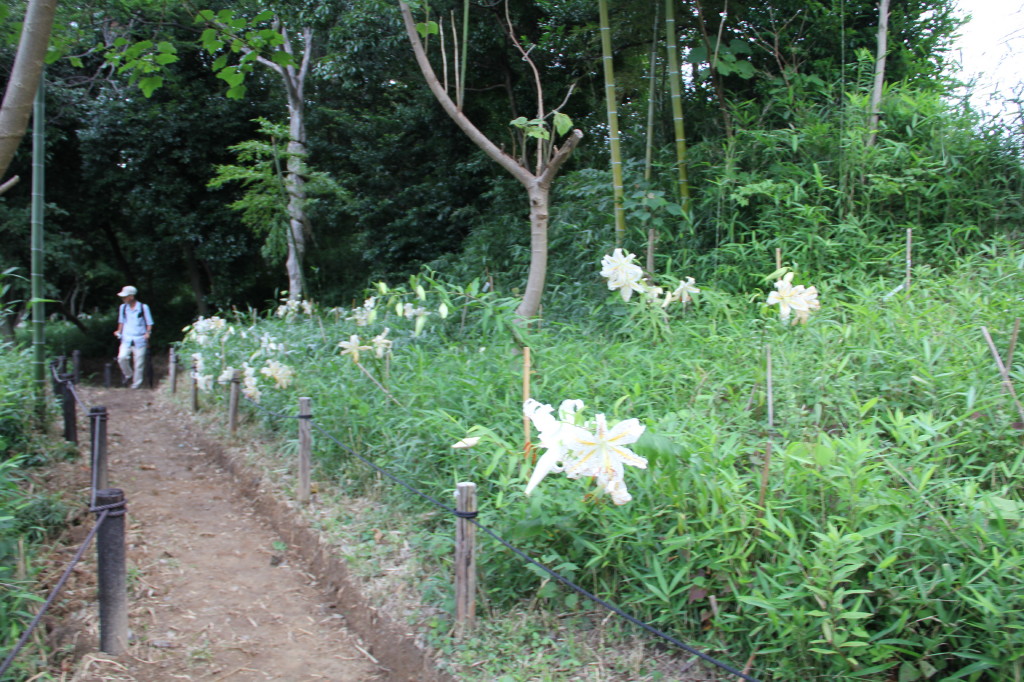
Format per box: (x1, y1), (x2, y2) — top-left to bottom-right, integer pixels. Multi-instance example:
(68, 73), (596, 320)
(60, 385), (383, 682)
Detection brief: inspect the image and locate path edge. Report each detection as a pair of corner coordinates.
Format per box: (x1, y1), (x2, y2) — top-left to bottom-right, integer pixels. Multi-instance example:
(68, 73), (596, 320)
(186, 416), (455, 682)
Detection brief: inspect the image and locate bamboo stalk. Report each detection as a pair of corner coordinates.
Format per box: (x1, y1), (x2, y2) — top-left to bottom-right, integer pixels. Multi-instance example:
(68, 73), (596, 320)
(664, 0), (691, 211)
(981, 326), (1024, 426)
(598, 0), (627, 244)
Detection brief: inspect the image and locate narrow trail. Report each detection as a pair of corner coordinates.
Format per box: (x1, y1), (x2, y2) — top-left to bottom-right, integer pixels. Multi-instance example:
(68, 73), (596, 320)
(63, 384), (384, 682)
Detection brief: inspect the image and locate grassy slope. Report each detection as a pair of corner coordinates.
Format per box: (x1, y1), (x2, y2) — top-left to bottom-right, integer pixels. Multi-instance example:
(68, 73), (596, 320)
(178, 241), (1024, 681)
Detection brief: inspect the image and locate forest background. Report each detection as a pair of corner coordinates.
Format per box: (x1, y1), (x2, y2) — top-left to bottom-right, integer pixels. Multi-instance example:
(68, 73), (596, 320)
(1, 0), (1024, 680)
(0, 0), (1019, 342)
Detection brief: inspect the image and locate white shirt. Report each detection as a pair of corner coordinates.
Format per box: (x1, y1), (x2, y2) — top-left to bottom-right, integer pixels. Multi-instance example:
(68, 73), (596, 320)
(119, 302), (154, 343)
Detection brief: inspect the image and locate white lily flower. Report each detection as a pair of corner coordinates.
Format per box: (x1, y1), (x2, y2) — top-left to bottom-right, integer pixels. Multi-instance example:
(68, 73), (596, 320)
(600, 248), (638, 280)
(600, 249), (647, 302)
(260, 360), (295, 389)
(217, 367), (236, 384)
(438, 302), (449, 319)
(338, 334), (372, 363)
(523, 399), (590, 495)
(371, 328), (392, 359)
(196, 374), (214, 392)
(563, 414), (647, 504)
(376, 281), (389, 295)
(767, 272), (820, 324)
(415, 284), (427, 300)
(664, 277), (700, 307)
(452, 436), (481, 449)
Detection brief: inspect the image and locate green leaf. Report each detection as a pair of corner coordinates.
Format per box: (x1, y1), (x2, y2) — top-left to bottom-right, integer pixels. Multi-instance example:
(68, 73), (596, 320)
(898, 662), (922, 682)
(271, 51), (295, 67)
(154, 53), (178, 66)
(416, 21), (439, 38)
(553, 112), (572, 137)
(138, 75), (163, 98)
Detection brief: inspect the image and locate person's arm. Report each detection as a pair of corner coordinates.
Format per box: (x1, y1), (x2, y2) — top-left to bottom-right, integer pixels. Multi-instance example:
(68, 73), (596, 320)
(114, 305), (123, 338)
(144, 304), (153, 340)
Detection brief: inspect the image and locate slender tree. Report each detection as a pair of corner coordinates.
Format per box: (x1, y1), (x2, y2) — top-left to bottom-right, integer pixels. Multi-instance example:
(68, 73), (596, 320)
(0, 0), (58, 190)
(198, 10), (314, 300)
(398, 0), (582, 320)
(866, 0), (891, 147)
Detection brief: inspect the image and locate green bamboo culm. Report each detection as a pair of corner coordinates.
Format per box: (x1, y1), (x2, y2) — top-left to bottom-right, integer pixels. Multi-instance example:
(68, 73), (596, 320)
(31, 74), (45, 393)
(598, 0), (626, 245)
(664, 0), (691, 217)
(458, 0), (469, 110)
(644, 4), (660, 181)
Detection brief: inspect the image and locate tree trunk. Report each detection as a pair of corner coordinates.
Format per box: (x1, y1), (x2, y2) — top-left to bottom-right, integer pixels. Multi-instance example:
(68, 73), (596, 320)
(520, 183), (550, 321)
(285, 104), (307, 300)
(0, 0), (57, 184)
(398, 0), (582, 320)
(183, 243), (210, 317)
(866, 0), (890, 147)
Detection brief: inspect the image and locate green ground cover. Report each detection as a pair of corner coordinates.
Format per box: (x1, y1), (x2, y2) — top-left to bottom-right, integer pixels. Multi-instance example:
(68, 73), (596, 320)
(176, 239), (1024, 681)
(0, 343), (72, 682)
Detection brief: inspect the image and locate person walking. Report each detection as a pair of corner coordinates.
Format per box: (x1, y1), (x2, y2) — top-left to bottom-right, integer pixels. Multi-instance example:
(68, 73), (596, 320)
(114, 286), (154, 389)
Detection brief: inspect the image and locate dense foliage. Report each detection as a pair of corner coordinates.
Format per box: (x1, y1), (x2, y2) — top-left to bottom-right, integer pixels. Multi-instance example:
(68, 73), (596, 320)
(0, 340), (69, 682)
(177, 240), (1024, 680)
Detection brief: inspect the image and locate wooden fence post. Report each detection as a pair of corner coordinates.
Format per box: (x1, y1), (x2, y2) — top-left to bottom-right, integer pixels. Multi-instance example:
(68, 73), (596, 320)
(169, 348), (178, 394)
(228, 370), (241, 436)
(190, 364), (199, 413)
(89, 406), (109, 493)
(72, 350), (81, 384)
(103, 362), (112, 388)
(297, 397), (311, 503)
(455, 481), (478, 637)
(59, 373), (77, 445)
(94, 488), (128, 655)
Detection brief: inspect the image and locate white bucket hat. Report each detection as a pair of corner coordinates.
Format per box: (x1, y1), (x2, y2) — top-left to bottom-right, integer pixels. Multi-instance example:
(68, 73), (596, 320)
(117, 286), (137, 297)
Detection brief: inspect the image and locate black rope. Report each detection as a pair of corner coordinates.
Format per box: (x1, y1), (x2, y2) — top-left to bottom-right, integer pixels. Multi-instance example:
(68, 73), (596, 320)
(0, 511), (109, 677)
(234, 394), (759, 682)
(90, 499), (127, 517)
(65, 380), (90, 412)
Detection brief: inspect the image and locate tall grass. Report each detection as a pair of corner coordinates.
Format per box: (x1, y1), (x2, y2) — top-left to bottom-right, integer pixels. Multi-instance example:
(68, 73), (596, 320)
(178, 240), (1024, 680)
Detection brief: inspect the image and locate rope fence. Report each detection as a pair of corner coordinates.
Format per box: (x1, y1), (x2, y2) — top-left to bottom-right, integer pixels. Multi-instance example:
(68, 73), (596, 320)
(1, 362), (128, 676)
(233, 393), (760, 682)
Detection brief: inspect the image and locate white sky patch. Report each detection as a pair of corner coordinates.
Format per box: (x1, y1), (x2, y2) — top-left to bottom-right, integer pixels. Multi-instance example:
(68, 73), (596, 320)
(949, 0), (1024, 119)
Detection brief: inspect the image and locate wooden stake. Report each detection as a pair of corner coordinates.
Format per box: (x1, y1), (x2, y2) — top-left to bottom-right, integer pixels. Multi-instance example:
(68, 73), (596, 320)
(1007, 317), (1020, 369)
(228, 370), (241, 436)
(981, 327), (1024, 426)
(523, 347), (533, 461)
(454, 481), (477, 638)
(169, 348), (178, 394)
(774, 248), (782, 271)
(298, 397), (312, 504)
(757, 345), (774, 515)
(647, 228), (656, 277)
(905, 228), (912, 293)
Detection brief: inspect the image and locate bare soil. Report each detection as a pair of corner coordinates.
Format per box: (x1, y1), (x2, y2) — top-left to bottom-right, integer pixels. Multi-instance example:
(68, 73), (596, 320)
(39, 382), (443, 682)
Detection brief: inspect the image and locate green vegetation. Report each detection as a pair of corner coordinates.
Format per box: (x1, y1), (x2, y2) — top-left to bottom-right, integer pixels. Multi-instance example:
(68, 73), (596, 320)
(177, 241), (1024, 680)
(0, 341), (71, 682)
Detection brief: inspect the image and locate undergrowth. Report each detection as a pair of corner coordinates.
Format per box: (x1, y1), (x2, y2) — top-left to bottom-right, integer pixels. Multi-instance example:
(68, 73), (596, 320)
(176, 239), (1024, 681)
